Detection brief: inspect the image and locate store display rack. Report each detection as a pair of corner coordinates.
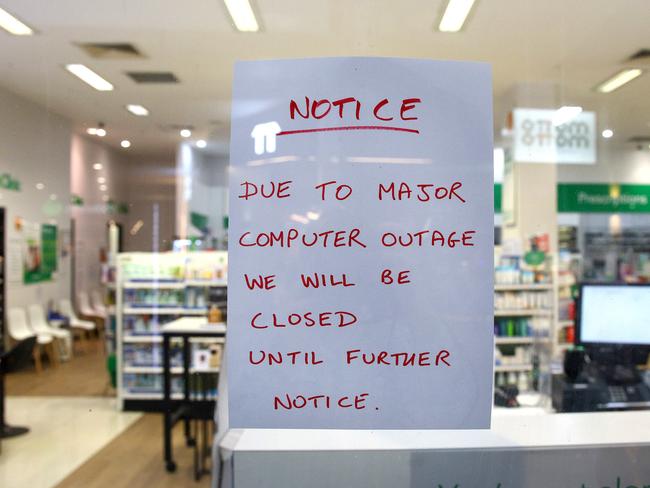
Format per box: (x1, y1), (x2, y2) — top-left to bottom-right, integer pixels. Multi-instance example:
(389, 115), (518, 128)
(494, 255), (555, 391)
(555, 252), (582, 354)
(116, 251), (227, 411)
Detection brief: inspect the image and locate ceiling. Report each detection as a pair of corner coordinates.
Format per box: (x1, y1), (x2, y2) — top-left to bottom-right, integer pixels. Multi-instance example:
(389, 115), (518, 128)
(0, 0), (648, 158)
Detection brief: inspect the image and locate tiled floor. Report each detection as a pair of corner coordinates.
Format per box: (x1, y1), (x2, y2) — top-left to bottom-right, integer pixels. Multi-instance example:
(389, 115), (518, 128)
(0, 397), (141, 488)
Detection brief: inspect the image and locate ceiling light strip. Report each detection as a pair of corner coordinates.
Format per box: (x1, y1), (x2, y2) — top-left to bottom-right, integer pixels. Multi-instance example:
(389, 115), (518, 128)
(126, 104), (149, 116)
(0, 7), (34, 35)
(224, 0), (259, 32)
(439, 0), (476, 32)
(65, 64), (114, 91)
(596, 69), (643, 93)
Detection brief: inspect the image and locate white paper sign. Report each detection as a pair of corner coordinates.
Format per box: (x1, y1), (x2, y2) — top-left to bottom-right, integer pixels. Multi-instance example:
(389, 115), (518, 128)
(513, 108), (596, 164)
(228, 58), (494, 429)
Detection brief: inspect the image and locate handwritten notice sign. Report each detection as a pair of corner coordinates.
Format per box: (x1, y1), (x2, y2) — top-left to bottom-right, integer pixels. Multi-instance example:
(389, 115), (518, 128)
(228, 58), (494, 429)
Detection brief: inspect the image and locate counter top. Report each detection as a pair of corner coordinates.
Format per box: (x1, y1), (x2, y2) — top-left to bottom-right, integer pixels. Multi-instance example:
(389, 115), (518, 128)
(220, 408), (650, 452)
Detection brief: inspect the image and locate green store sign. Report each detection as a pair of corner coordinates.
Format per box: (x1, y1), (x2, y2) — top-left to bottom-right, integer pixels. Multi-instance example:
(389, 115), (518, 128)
(0, 172), (21, 191)
(494, 183), (650, 213)
(557, 184), (650, 213)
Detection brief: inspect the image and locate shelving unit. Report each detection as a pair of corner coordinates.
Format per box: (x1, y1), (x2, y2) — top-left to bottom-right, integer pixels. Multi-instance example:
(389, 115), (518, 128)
(493, 254), (555, 390)
(116, 251), (227, 411)
(554, 252), (582, 355)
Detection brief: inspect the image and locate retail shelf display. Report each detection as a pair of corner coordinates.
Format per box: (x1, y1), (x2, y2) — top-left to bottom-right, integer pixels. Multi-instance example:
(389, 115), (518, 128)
(494, 248), (555, 393)
(116, 252), (227, 410)
(555, 252), (582, 355)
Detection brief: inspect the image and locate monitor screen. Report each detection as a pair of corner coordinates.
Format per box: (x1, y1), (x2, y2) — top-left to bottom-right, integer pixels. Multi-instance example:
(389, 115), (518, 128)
(579, 284), (650, 346)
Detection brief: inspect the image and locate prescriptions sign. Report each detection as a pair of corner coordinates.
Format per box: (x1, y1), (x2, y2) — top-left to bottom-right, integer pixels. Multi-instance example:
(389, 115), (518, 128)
(228, 58), (494, 429)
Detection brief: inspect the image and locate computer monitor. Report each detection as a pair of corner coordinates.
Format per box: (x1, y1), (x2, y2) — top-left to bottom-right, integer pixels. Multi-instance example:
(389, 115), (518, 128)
(577, 284), (650, 361)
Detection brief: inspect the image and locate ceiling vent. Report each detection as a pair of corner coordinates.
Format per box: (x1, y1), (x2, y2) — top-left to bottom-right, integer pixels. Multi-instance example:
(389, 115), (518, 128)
(627, 49), (650, 61)
(623, 49), (650, 67)
(126, 71), (179, 84)
(159, 124), (194, 132)
(628, 136), (650, 143)
(77, 42), (144, 59)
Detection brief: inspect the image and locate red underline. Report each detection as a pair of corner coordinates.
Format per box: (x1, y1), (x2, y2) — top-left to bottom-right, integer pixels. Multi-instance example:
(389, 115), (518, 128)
(277, 125), (420, 136)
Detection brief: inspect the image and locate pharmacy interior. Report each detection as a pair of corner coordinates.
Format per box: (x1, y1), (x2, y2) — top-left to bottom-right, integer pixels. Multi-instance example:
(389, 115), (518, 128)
(0, 1), (648, 488)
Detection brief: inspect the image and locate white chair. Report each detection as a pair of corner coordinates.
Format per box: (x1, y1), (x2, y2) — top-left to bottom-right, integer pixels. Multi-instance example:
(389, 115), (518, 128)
(8, 307), (55, 372)
(28, 304), (72, 361)
(78, 291), (105, 320)
(90, 290), (108, 316)
(60, 298), (96, 353)
(78, 291), (106, 341)
(59, 298), (95, 331)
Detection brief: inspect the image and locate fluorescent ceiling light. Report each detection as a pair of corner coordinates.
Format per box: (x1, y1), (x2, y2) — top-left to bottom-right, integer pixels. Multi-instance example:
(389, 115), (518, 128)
(196, 139), (207, 148)
(0, 7), (34, 35)
(224, 0), (259, 32)
(93, 163), (103, 170)
(97, 177), (106, 184)
(180, 129), (191, 138)
(126, 104), (149, 116)
(439, 0), (476, 32)
(65, 64), (114, 91)
(596, 69), (643, 93)
(290, 213), (309, 225)
(553, 106), (582, 126)
(96, 128), (106, 137)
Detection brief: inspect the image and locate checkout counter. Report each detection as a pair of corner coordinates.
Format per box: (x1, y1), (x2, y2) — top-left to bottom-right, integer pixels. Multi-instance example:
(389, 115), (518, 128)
(212, 284), (650, 487)
(212, 357), (650, 488)
(214, 388), (650, 488)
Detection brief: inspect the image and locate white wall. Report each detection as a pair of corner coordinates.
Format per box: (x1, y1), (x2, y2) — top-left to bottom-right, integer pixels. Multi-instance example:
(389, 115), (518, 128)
(176, 142), (229, 248)
(558, 143), (650, 184)
(70, 134), (129, 295)
(121, 157), (177, 252)
(0, 85), (71, 315)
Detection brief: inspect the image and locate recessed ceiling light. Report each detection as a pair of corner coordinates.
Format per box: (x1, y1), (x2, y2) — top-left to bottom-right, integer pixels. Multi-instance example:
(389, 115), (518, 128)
(65, 64), (114, 91)
(100, 184), (108, 191)
(196, 139), (207, 148)
(93, 163), (103, 170)
(439, 0), (476, 32)
(86, 128), (97, 135)
(36, 183), (45, 190)
(97, 177), (106, 184)
(96, 128), (107, 137)
(126, 104), (149, 116)
(0, 7), (34, 36)
(553, 106), (582, 126)
(121, 140), (131, 148)
(596, 68), (643, 93)
(180, 129), (191, 138)
(224, 0), (259, 32)
(601, 129), (614, 139)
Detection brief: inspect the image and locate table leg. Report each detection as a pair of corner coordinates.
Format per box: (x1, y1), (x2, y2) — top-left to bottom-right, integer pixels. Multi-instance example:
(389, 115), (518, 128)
(163, 334), (176, 472)
(183, 337), (195, 447)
